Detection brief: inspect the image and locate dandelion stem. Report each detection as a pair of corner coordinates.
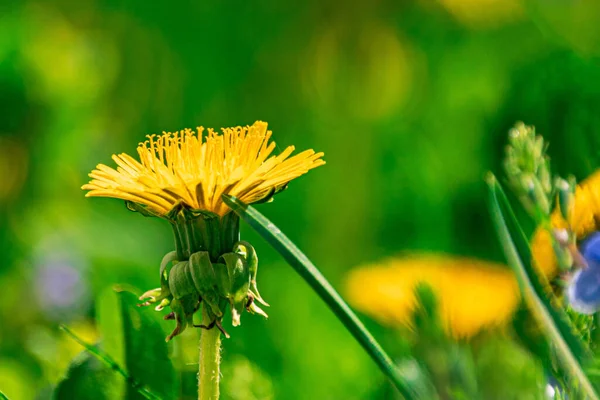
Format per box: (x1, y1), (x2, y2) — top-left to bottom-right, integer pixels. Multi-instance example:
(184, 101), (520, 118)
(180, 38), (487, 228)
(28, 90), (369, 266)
(198, 307), (221, 400)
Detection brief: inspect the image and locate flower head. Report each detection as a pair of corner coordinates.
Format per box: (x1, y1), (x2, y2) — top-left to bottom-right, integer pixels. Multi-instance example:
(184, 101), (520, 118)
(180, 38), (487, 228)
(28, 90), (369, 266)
(531, 170), (600, 278)
(345, 254), (519, 339)
(82, 121), (325, 217)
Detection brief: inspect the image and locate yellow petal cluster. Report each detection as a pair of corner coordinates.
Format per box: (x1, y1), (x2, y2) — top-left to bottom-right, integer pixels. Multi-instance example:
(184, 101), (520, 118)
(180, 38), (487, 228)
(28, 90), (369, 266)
(345, 254), (519, 339)
(531, 170), (600, 278)
(82, 121), (325, 216)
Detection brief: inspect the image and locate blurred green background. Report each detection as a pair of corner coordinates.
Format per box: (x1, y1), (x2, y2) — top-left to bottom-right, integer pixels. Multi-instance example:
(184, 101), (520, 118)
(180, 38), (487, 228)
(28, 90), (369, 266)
(2, 0), (600, 399)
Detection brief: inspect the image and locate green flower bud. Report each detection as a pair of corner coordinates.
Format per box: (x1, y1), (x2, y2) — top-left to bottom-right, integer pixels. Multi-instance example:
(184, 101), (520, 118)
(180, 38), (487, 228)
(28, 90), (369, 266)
(552, 229), (573, 272)
(556, 177), (575, 222)
(503, 122), (559, 221)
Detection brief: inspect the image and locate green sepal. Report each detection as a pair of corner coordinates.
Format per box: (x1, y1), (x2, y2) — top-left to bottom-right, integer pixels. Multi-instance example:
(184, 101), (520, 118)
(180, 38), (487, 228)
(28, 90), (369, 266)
(166, 294), (199, 342)
(155, 297), (171, 311)
(220, 252), (250, 326)
(235, 241), (269, 306)
(125, 200), (165, 219)
(189, 251), (223, 318)
(138, 287), (173, 311)
(213, 262), (231, 299)
(160, 251), (178, 292)
(182, 294), (200, 325)
(168, 261), (196, 299)
(164, 200), (187, 221)
(139, 251), (178, 309)
(247, 301), (268, 319)
(166, 298), (186, 342)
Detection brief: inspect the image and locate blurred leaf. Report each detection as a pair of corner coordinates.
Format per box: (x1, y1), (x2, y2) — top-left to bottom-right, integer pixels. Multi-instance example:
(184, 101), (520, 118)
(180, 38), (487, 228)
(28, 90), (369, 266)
(474, 332), (546, 400)
(512, 306), (564, 382)
(57, 325), (163, 400)
(96, 287), (178, 400)
(487, 175), (598, 399)
(180, 371), (198, 400)
(221, 355), (274, 400)
(0, 390), (8, 400)
(222, 194), (418, 400)
(526, 0), (600, 56)
(54, 352), (122, 400)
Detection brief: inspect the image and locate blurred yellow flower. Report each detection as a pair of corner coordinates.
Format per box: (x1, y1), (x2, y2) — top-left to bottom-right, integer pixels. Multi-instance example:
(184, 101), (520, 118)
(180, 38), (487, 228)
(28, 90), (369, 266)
(435, 0), (523, 29)
(82, 121), (325, 217)
(345, 254), (519, 338)
(531, 170), (600, 278)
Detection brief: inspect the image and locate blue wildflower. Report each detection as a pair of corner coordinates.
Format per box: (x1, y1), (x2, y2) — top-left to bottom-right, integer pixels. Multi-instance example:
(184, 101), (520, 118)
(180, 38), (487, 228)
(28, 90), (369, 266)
(568, 232), (600, 314)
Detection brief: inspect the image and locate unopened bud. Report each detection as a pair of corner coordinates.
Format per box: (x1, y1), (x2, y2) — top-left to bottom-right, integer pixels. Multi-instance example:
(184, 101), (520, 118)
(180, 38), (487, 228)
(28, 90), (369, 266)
(556, 178), (574, 221)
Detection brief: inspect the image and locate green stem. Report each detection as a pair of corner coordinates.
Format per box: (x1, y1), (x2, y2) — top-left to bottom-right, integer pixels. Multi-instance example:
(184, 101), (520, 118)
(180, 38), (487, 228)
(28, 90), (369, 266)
(222, 195), (417, 399)
(487, 176), (598, 400)
(198, 307), (221, 400)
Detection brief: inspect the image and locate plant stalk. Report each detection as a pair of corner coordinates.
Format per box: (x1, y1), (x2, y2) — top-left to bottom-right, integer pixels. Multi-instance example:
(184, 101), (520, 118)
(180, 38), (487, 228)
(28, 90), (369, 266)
(198, 307), (222, 400)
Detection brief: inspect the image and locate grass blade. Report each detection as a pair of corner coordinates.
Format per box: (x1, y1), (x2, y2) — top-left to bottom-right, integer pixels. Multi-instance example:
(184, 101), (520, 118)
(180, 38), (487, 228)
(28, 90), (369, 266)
(222, 194), (417, 399)
(60, 325), (163, 400)
(486, 174), (597, 399)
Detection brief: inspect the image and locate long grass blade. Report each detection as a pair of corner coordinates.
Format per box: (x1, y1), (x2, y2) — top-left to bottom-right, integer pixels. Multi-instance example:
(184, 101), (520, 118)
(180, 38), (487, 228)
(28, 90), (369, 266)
(60, 325), (163, 400)
(222, 194), (417, 399)
(487, 174), (598, 399)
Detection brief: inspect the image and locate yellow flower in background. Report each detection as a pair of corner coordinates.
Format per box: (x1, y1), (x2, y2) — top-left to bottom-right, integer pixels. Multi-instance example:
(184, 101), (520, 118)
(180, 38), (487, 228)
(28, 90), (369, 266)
(82, 121), (325, 217)
(436, 0), (523, 29)
(345, 254), (519, 338)
(531, 170), (600, 278)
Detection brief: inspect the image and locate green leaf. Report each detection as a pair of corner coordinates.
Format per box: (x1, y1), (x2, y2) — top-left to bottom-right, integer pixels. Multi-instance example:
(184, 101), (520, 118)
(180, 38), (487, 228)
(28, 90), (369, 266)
(487, 174), (598, 399)
(512, 306), (566, 382)
(97, 287), (179, 400)
(55, 325), (162, 400)
(54, 352), (122, 400)
(222, 194), (418, 400)
(0, 391), (7, 400)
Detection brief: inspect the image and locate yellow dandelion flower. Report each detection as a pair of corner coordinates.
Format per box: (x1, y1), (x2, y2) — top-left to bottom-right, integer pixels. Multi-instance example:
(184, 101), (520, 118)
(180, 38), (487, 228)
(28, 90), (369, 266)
(82, 121), (325, 217)
(345, 254), (519, 339)
(531, 170), (600, 278)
